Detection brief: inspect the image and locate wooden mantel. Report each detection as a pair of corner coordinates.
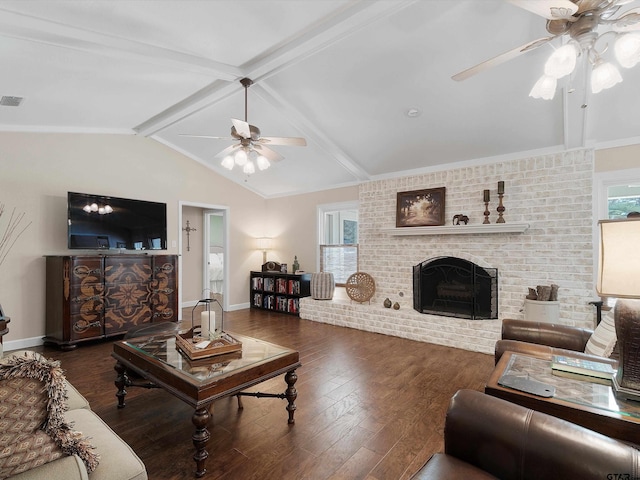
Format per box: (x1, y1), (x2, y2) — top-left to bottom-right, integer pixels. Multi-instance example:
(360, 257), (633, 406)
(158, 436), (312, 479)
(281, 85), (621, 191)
(381, 223), (530, 236)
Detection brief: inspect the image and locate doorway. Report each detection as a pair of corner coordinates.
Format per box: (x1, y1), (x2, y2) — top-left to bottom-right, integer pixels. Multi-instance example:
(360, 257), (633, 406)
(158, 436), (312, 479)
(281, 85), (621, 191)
(178, 202), (229, 319)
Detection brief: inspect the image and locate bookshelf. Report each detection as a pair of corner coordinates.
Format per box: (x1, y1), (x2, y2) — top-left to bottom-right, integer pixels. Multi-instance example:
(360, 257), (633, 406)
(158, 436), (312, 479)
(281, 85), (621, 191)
(250, 271), (311, 316)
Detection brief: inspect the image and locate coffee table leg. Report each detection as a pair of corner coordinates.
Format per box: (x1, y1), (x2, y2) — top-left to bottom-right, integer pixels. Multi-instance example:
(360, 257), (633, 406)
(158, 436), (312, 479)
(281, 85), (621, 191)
(114, 361), (128, 409)
(192, 406), (210, 478)
(285, 369), (298, 424)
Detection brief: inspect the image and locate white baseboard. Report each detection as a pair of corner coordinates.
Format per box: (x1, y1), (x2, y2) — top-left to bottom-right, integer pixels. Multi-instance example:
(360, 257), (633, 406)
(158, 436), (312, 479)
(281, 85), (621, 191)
(5, 336), (44, 352)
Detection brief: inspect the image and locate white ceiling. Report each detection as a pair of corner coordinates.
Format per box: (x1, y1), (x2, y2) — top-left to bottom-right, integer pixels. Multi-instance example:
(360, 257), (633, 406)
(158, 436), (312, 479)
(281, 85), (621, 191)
(1, 0), (639, 198)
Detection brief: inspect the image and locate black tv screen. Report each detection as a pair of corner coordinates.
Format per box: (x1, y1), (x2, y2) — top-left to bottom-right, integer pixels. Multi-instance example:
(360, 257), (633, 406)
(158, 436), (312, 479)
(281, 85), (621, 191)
(68, 192), (167, 250)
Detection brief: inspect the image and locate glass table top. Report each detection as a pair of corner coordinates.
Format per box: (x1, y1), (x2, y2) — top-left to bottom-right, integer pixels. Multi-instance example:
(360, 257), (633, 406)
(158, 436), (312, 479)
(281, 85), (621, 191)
(503, 354), (640, 420)
(122, 329), (295, 383)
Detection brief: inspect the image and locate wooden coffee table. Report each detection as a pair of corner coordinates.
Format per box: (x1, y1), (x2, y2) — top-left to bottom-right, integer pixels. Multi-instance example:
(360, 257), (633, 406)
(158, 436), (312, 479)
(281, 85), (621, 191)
(486, 351), (640, 445)
(112, 330), (301, 478)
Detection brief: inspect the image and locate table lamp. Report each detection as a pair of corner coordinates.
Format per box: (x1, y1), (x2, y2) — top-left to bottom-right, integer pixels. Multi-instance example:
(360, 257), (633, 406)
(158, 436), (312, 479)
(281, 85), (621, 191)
(596, 218), (640, 401)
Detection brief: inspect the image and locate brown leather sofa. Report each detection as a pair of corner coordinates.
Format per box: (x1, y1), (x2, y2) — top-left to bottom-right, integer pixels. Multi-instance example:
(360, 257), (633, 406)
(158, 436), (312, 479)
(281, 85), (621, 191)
(494, 318), (617, 366)
(411, 389), (640, 479)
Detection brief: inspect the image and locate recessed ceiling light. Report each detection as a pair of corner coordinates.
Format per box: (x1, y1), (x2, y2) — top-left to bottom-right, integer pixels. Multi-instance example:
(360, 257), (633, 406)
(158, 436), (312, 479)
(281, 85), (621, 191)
(406, 107), (421, 118)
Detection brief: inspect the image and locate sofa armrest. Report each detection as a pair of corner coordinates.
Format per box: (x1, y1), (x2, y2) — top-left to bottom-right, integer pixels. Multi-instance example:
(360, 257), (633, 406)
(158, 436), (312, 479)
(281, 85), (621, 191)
(501, 319), (593, 351)
(442, 390), (639, 480)
(8, 455), (88, 480)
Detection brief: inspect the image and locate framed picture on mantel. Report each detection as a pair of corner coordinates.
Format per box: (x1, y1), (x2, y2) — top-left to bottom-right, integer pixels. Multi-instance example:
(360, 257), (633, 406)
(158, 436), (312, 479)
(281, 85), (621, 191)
(396, 187), (446, 227)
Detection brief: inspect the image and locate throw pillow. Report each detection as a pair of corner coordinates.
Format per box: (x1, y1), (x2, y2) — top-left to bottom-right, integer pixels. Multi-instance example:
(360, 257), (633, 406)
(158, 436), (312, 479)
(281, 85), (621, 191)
(584, 309), (617, 358)
(0, 352), (99, 478)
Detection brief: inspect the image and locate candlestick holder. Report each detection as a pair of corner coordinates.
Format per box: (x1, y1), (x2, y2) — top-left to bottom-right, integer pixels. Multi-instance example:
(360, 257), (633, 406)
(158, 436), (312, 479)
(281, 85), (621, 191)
(496, 193), (505, 223)
(483, 201), (490, 224)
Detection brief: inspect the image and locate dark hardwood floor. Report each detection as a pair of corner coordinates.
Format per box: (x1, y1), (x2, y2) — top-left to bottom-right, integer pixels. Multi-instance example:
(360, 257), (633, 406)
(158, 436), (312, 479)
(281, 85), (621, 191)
(28, 308), (495, 480)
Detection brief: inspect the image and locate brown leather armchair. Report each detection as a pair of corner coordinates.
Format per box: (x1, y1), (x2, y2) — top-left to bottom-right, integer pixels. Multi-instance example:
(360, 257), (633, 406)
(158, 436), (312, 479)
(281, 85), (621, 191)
(411, 389), (640, 480)
(494, 318), (617, 365)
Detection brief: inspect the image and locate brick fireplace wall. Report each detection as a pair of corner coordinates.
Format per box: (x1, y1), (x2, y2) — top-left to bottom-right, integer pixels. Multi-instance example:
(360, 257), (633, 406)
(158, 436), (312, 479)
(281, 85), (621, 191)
(301, 149), (596, 354)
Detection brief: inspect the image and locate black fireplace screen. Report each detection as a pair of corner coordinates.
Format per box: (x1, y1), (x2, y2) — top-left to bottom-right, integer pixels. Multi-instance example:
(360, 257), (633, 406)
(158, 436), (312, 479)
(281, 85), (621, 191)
(413, 256), (498, 320)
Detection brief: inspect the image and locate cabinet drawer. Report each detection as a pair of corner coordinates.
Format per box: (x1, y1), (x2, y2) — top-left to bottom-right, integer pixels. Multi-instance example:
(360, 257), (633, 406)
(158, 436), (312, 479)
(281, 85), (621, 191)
(68, 283), (104, 315)
(69, 257), (104, 283)
(104, 257), (153, 284)
(70, 314), (103, 341)
(104, 306), (152, 335)
(103, 282), (152, 309)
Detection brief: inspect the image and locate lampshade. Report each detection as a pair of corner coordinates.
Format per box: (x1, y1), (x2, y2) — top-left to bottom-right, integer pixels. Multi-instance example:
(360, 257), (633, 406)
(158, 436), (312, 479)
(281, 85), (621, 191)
(257, 237), (272, 251)
(615, 33), (640, 69)
(256, 155), (270, 171)
(529, 74), (557, 100)
(544, 43), (577, 78)
(221, 155), (234, 170)
(243, 160), (255, 175)
(234, 149), (248, 166)
(591, 60), (623, 94)
(596, 218), (640, 298)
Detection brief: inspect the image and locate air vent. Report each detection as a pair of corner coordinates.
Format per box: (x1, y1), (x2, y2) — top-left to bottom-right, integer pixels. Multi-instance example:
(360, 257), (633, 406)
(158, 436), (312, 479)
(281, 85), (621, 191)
(0, 96), (24, 107)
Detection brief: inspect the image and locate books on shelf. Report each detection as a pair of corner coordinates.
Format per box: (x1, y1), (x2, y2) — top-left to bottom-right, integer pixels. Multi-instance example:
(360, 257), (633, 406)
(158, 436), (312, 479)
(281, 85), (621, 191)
(551, 355), (616, 384)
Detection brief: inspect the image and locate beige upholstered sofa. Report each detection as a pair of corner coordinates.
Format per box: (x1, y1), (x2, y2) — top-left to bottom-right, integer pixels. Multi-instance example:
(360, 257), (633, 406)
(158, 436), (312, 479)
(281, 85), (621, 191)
(0, 348), (147, 480)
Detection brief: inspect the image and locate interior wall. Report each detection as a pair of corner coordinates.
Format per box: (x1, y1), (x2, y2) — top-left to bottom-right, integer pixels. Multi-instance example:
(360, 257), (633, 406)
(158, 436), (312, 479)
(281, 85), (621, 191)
(0, 132), (267, 347)
(181, 205), (204, 303)
(595, 144), (640, 172)
(264, 186), (359, 273)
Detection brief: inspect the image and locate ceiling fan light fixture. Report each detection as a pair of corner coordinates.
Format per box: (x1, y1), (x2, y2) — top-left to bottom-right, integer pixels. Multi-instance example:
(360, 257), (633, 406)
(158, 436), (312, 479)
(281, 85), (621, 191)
(544, 43), (578, 78)
(529, 74), (557, 100)
(591, 60), (623, 94)
(615, 33), (640, 69)
(221, 155), (234, 170)
(256, 155), (270, 171)
(234, 148), (248, 166)
(243, 161), (255, 175)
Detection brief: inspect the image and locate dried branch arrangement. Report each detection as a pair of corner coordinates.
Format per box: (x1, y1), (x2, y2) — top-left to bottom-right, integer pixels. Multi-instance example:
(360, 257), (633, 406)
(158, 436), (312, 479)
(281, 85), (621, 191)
(0, 204), (32, 268)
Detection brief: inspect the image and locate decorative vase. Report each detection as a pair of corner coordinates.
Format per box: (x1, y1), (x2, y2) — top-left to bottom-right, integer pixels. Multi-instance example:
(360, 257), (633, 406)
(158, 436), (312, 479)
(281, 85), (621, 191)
(311, 272), (335, 300)
(393, 302), (400, 310)
(292, 256), (300, 273)
(383, 298), (392, 308)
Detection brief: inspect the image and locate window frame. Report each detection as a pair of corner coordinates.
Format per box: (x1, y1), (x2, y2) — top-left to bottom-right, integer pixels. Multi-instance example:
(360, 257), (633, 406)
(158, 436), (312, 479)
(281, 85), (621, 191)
(317, 201), (359, 286)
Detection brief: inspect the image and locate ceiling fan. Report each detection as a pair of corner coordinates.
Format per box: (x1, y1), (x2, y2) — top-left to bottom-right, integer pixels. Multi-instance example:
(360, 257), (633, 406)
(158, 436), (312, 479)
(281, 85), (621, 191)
(180, 77), (306, 174)
(452, 0), (640, 98)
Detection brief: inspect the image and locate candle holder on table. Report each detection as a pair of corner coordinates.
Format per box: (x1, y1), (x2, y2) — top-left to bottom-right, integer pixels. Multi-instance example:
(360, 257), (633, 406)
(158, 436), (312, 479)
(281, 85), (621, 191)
(175, 297), (241, 360)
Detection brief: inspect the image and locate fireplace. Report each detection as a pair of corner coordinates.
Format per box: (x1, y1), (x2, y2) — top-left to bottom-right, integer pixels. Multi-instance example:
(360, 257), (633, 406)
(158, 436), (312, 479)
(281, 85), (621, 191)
(413, 257), (498, 320)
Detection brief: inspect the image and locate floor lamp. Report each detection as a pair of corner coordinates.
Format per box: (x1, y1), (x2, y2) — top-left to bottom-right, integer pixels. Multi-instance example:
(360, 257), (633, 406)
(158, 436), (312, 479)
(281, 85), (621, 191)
(596, 218), (640, 401)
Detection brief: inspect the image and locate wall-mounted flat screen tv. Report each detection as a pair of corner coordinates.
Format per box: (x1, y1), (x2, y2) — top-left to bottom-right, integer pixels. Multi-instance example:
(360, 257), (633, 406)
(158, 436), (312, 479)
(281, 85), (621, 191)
(68, 192), (167, 250)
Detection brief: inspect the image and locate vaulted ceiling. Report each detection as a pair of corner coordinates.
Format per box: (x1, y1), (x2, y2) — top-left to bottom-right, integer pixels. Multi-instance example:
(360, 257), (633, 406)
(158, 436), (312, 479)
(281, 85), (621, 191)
(1, 1), (639, 197)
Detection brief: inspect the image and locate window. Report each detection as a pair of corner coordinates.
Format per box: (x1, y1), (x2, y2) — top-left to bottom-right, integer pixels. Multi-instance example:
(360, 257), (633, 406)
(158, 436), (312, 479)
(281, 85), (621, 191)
(318, 202), (358, 285)
(595, 168), (640, 220)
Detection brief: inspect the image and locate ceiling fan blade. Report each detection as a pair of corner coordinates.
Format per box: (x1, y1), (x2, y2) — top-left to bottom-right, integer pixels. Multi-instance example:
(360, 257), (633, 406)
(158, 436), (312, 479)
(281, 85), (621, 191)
(507, 0), (578, 19)
(178, 134), (232, 140)
(452, 36), (556, 81)
(611, 7), (640, 31)
(214, 143), (242, 158)
(253, 144), (284, 162)
(231, 118), (251, 139)
(257, 136), (307, 147)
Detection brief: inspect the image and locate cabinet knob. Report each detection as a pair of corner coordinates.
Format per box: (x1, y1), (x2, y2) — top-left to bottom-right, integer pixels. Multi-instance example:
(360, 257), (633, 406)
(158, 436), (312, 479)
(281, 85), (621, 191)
(73, 319), (101, 333)
(153, 309), (174, 319)
(72, 294), (102, 303)
(153, 288), (174, 295)
(154, 263), (174, 274)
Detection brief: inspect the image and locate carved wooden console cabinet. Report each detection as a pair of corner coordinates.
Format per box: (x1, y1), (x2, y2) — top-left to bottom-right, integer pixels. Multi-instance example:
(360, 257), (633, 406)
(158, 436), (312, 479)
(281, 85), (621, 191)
(45, 254), (178, 349)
